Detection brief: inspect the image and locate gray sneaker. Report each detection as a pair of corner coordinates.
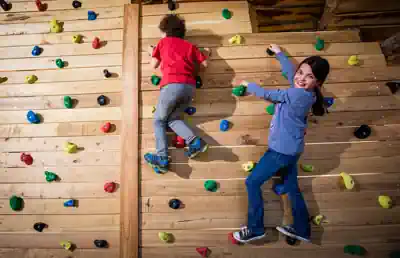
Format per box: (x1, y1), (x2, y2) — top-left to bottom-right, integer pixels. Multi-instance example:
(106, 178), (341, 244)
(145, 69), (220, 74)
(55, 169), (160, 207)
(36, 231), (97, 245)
(276, 225), (311, 243)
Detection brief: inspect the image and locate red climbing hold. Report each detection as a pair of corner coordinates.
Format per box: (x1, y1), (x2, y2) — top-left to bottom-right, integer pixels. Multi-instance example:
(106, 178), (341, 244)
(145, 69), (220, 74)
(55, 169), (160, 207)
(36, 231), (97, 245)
(20, 153), (33, 166)
(101, 122), (111, 133)
(228, 232), (239, 245)
(196, 247), (210, 257)
(92, 37), (101, 49)
(35, 0), (46, 11)
(172, 135), (185, 148)
(104, 182), (117, 193)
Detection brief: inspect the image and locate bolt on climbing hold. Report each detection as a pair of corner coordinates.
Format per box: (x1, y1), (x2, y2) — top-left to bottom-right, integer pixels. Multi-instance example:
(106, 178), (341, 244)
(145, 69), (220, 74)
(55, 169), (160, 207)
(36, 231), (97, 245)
(272, 183), (285, 195)
(94, 239), (109, 248)
(204, 180), (218, 192)
(172, 135), (185, 148)
(228, 232), (239, 245)
(35, 0), (46, 11)
(340, 172), (355, 190)
(45, 171), (58, 182)
(20, 152), (33, 165)
(50, 18), (62, 33)
(72, 34), (82, 43)
(25, 75), (38, 84)
(104, 182), (117, 193)
(103, 69), (112, 78)
(158, 232), (173, 243)
(378, 195), (392, 209)
(196, 247), (210, 257)
(196, 75), (203, 88)
(63, 96), (73, 109)
(0, 0), (11, 11)
(242, 161), (255, 172)
(300, 164), (314, 172)
(60, 240), (73, 251)
(9, 195), (23, 211)
(26, 110), (40, 124)
(222, 8), (232, 19)
(386, 81), (400, 94)
(151, 74), (161, 86)
(220, 119), (230, 132)
(64, 199), (77, 207)
(168, 0), (176, 11)
(266, 48), (275, 56)
(266, 103), (275, 115)
(184, 106), (196, 116)
(315, 36), (325, 51)
(31, 46), (42, 56)
(0, 76), (7, 83)
(88, 10), (97, 20)
(72, 0), (81, 8)
(228, 35), (243, 45)
(348, 55), (359, 66)
(232, 85), (246, 96)
(323, 97), (334, 108)
(55, 58), (65, 68)
(168, 198), (182, 209)
(312, 214), (325, 226)
(101, 122), (112, 133)
(344, 245), (366, 256)
(282, 71), (288, 80)
(151, 106), (156, 114)
(354, 124), (371, 139)
(64, 142), (78, 154)
(33, 222), (47, 232)
(92, 37), (101, 49)
(97, 95), (108, 106)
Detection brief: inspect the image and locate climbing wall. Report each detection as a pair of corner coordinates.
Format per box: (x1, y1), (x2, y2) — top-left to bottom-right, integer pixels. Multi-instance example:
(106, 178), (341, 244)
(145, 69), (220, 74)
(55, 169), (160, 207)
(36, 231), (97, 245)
(136, 1), (400, 258)
(0, 0), (128, 257)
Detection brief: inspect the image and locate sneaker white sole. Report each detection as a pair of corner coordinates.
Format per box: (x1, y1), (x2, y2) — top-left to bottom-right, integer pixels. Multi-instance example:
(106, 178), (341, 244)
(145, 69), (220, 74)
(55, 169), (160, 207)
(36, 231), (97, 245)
(233, 232), (266, 243)
(276, 226), (311, 243)
(188, 144), (209, 159)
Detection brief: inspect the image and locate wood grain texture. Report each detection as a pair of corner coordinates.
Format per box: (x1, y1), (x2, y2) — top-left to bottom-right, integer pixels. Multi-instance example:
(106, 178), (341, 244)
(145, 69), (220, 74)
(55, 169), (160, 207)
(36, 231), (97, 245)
(0, 248), (119, 258)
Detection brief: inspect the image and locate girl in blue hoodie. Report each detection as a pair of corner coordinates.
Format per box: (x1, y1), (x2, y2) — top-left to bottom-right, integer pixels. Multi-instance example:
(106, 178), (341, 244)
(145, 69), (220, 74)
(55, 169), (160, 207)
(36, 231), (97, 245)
(233, 44), (330, 243)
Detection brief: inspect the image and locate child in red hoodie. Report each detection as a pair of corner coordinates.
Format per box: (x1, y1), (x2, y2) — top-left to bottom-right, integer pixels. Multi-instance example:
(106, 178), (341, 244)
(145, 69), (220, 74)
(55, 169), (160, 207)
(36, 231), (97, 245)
(144, 14), (209, 173)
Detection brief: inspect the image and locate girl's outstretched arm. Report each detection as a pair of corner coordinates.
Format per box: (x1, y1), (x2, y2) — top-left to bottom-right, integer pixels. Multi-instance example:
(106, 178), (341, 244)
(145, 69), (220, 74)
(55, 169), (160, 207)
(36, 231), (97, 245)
(269, 44), (296, 88)
(245, 81), (289, 103)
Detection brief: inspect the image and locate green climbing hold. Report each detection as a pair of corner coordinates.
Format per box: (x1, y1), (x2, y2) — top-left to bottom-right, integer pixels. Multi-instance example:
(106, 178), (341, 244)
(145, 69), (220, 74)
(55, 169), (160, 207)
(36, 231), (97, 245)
(300, 164), (314, 173)
(282, 71), (288, 80)
(64, 96), (73, 109)
(266, 104), (275, 115)
(55, 58), (65, 68)
(45, 171), (58, 182)
(204, 180), (218, 192)
(9, 195), (23, 211)
(222, 8), (232, 19)
(315, 36), (325, 51)
(151, 74), (161, 86)
(232, 85), (246, 96)
(344, 245), (366, 256)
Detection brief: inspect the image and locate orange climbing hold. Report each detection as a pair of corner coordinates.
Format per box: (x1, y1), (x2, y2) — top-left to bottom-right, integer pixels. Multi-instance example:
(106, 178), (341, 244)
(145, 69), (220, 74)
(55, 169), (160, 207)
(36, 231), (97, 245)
(196, 247), (210, 257)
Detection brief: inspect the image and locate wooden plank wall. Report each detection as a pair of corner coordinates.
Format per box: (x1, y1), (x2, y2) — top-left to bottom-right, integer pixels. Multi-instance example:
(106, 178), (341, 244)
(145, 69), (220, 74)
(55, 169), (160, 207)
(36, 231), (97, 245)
(137, 1), (400, 258)
(0, 0), (129, 257)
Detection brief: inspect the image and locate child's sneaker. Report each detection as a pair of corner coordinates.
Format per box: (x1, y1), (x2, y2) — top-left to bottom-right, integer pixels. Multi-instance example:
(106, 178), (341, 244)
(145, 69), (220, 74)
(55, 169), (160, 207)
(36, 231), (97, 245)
(144, 153), (169, 173)
(185, 137), (208, 158)
(233, 225), (266, 243)
(276, 225), (311, 243)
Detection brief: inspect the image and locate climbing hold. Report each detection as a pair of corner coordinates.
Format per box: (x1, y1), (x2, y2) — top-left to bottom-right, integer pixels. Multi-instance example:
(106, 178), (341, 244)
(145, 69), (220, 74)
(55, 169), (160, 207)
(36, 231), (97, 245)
(0, 0), (11, 11)
(172, 135), (185, 148)
(315, 36), (325, 51)
(266, 103), (275, 115)
(63, 96), (73, 109)
(60, 240), (73, 251)
(228, 232), (239, 245)
(204, 180), (218, 192)
(344, 245), (366, 256)
(25, 75), (38, 84)
(101, 122), (112, 133)
(97, 95), (108, 106)
(152, 106), (156, 114)
(228, 35), (243, 45)
(72, 0), (82, 8)
(94, 239), (108, 248)
(20, 152), (33, 165)
(184, 106), (196, 116)
(286, 237), (297, 246)
(232, 85), (246, 96)
(26, 110), (40, 124)
(273, 184), (285, 195)
(103, 69), (112, 78)
(378, 195), (392, 209)
(151, 74), (161, 86)
(55, 58), (65, 68)
(72, 34), (82, 43)
(92, 37), (101, 49)
(266, 48), (275, 56)
(168, 198), (182, 209)
(88, 10), (97, 20)
(324, 97), (334, 108)
(312, 214), (325, 225)
(300, 164), (314, 173)
(64, 199), (77, 207)
(33, 222), (47, 232)
(340, 172), (355, 190)
(386, 81), (400, 94)
(168, 0), (176, 11)
(220, 119), (230, 132)
(31, 46), (42, 56)
(9, 195), (23, 211)
(104, 182), (117, 193)
(0, 77), (7, 83)
(50, 18), (62, 33)
(45, 171), (58, 182)
(35, 0), (46, 11)
(354, 124), (371, 139)
(196, 75), (203, 88)
(222, 8), (232, 19)
(282, 71), (288, 80)
(242, 161), (255, 172)
(158, 232), (173, 243)
(348, 55), (359, 66)
(64, 142), (78, 154)
(196, 247), (210, 257)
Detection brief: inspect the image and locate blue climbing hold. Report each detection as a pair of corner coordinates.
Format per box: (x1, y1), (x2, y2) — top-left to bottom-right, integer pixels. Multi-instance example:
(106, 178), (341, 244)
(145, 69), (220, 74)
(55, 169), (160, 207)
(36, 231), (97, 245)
(26, 110), (40, 124)
(88, 10), (97, 20)
(273, 184), (285, 195)
(64, 199), (77, 207)
(324, 97), (334, 108)
(31, 46), (42, 56)
(220, 120), (230, 132)
(184, 107), (196, 116)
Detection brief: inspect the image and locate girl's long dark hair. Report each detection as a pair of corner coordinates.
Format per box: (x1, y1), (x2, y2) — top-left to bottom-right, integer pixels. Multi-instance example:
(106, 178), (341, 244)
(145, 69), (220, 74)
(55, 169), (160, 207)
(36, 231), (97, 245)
(296, 56), (330, 116)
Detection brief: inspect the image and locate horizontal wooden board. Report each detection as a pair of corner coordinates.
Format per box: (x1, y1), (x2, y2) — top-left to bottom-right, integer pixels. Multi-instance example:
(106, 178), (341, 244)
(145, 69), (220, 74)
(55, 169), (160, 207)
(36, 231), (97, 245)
(0, 248), (119, 258)
(0, 107), (121, 124)
(259, 20), (316, 32)
(0, 120), (121, 138)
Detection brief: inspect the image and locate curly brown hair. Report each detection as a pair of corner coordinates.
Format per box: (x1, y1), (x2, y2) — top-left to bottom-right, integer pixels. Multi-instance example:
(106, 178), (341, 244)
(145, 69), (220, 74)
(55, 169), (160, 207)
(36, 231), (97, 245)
(158, 14), (186, 39)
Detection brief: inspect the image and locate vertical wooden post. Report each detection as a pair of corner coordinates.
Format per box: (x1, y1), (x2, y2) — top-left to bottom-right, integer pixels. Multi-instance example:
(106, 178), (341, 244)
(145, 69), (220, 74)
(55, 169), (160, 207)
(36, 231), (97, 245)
(121, 4), (140, 258)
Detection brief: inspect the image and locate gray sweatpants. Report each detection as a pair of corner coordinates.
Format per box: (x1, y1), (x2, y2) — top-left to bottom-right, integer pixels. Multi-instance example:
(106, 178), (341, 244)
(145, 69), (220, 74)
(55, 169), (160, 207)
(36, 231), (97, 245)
(154, 83), (197, 157)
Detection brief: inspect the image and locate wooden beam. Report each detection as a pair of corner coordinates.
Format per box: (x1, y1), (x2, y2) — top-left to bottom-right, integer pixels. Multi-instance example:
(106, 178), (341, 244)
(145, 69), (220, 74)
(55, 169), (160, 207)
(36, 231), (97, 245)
(120, 4), (140, 258)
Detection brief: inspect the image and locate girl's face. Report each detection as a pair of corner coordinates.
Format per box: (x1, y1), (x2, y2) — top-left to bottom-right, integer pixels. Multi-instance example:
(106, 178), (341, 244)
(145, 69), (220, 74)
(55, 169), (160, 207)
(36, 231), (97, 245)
(294, 63), (319, 91)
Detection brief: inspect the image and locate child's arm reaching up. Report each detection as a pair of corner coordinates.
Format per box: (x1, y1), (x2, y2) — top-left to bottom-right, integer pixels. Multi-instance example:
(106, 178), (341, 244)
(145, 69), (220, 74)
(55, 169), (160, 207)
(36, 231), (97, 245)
(269, 44), (296, 87)
(242, 80), (289, 103)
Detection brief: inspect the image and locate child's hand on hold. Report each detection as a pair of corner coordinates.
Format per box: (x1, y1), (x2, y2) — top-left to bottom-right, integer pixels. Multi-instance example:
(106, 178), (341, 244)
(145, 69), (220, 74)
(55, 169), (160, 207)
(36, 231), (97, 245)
(269, 44), (282, 54)
(201, 47), (211, 58)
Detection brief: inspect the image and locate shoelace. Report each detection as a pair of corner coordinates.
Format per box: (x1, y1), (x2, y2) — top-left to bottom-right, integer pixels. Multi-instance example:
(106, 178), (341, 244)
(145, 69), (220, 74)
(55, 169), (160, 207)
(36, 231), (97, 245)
(146, 154), (159, 163)
(239, 225), (251, 238)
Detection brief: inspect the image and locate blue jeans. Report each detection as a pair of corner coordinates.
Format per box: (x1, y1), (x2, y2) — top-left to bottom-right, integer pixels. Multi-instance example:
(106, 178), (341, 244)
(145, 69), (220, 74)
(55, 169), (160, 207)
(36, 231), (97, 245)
(246, 148), (311, 238)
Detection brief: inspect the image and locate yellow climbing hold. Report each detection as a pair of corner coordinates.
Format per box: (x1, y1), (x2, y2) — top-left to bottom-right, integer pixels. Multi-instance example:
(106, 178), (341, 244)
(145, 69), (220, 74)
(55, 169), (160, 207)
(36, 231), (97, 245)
(50, 18), (62, 33)
(158, 232), (173, 243)
(25, 75), (38, 84)
(300, 164), (314, 172)
(378, 195), (392, 209)
(64, 142), (78, 154)
(152, 106), (156, 113)
(348, 55), (359, 66)
(340, 172), (355, 190)
(59, 240), (73, 251)
(229, 35), (243, 45)
(312, 214), (325, 225)
(242, 161), (255, 172)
